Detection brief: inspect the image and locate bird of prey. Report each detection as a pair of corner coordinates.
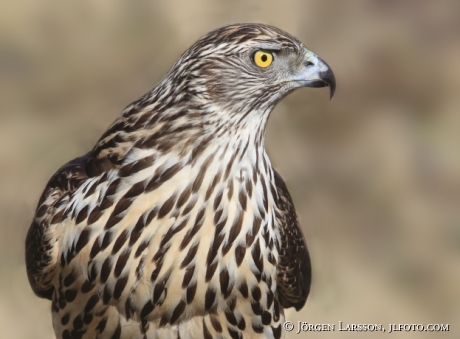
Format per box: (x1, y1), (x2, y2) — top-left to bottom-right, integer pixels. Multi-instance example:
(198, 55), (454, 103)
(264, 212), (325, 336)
(26, 23), (335, 339)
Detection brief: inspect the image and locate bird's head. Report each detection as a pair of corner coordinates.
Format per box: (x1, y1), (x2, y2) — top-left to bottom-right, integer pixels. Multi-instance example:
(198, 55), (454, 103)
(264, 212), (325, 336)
(163, 23), (335, 117)
(89, 24), (335, 175)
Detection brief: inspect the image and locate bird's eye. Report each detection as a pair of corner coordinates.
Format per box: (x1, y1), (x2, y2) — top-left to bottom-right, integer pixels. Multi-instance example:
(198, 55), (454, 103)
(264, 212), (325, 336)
(253, 50), (273, 68)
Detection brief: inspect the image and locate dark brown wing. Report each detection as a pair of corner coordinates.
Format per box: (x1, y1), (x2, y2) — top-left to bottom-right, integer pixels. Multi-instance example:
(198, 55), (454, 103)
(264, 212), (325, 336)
(273, 170), (311, 311)
(25, 153), (89, 299)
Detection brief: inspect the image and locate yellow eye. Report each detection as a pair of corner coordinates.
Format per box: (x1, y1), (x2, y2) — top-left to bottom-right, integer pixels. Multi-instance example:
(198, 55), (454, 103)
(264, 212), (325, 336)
(253, 50), (273, 68)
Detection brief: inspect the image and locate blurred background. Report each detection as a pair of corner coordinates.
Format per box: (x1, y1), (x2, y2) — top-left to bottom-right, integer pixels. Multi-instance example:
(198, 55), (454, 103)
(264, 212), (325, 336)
(1, 0), (459, 338)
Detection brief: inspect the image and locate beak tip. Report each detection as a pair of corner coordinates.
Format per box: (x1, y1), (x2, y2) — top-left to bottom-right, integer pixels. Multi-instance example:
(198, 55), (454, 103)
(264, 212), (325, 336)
(324, 69), (336, 101)
(329, 83), (335, 100)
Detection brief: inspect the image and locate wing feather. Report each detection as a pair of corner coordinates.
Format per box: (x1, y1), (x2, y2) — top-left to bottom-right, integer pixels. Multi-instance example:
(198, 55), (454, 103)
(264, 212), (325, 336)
(273, 170), (311, 311)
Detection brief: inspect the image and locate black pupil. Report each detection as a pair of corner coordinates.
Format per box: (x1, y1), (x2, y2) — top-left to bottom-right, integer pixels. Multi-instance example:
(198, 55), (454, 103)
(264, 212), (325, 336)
(261, 54), (267, 62)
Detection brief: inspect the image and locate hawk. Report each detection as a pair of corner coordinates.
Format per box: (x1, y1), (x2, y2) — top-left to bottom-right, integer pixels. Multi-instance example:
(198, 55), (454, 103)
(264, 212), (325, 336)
(26, 23), (335, 339)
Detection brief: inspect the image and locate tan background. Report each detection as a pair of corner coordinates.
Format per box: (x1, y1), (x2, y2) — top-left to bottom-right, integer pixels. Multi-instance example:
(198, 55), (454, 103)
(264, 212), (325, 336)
(1, 1), (459, 338)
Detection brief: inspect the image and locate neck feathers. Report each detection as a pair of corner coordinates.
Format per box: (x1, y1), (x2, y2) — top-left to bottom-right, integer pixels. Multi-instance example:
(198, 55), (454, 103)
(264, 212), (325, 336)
(87, 82), (273, 178)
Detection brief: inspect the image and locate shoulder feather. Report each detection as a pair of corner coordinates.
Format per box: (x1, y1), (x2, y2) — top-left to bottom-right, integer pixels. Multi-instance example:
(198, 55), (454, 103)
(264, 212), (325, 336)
(25, 153), (89, 299)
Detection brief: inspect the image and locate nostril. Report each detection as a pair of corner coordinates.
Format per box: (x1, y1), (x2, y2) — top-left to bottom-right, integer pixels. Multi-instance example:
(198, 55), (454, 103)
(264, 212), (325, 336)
(305, 61), (314, 67)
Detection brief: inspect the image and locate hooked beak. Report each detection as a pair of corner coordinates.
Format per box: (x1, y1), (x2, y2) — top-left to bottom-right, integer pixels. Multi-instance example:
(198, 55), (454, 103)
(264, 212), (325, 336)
(294, 53), (336, 99)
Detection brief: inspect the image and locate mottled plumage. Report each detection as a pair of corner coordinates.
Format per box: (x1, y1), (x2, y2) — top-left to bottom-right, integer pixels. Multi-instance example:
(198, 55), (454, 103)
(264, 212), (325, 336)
(26, 23), (335, 339)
